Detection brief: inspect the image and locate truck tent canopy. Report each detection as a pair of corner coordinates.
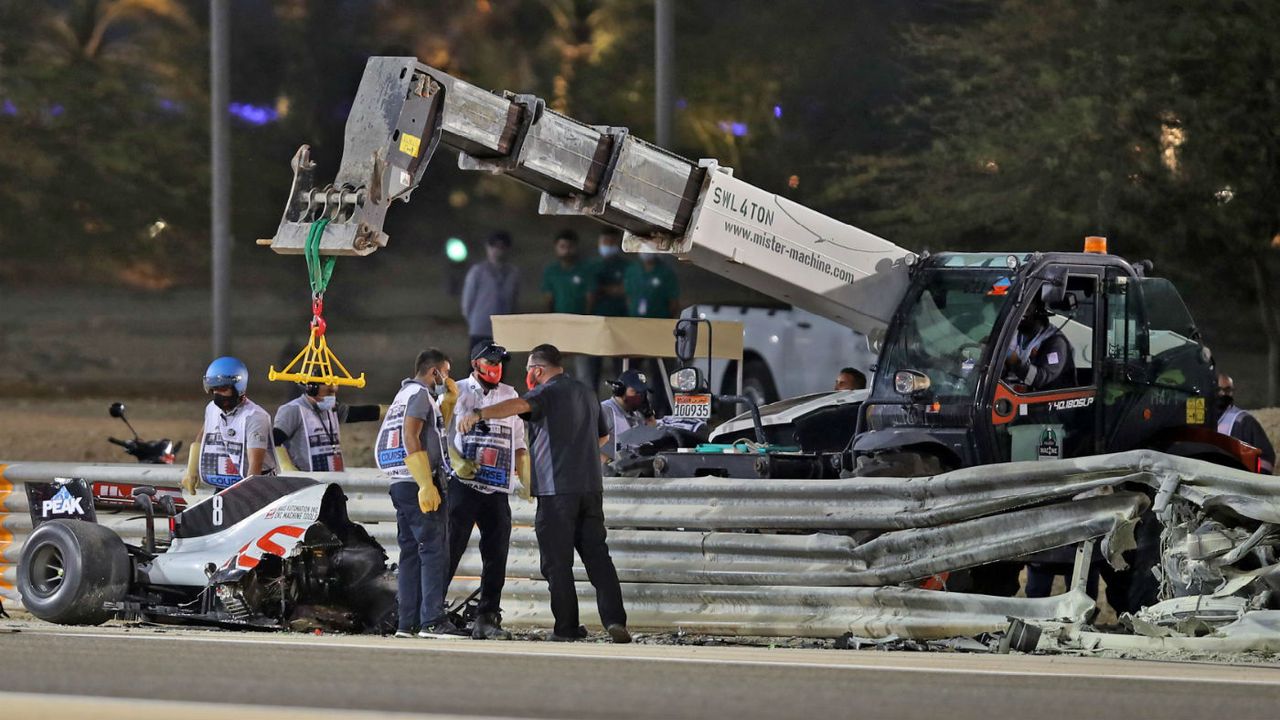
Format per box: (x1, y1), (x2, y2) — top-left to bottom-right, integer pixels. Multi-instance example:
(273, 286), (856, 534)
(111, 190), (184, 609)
(491, 314), (743, 360)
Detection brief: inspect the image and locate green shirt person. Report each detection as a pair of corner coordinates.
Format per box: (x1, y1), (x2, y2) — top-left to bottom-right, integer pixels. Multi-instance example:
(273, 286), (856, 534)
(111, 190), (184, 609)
(624, 254), (680, 319)
(587, 227), (631, 317)
(541, 229), (589, 314)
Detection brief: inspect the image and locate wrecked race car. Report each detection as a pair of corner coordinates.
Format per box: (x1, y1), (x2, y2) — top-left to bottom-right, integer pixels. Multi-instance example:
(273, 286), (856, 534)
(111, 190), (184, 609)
(16, 475), (396, 633)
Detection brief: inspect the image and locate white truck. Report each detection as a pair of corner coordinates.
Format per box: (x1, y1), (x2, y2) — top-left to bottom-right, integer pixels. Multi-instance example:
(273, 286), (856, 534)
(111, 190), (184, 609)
(684, 304), (875, 405)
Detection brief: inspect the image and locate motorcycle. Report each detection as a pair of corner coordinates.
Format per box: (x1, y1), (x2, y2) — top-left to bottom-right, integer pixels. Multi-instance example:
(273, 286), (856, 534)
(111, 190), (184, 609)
(107, 402), (181, 464)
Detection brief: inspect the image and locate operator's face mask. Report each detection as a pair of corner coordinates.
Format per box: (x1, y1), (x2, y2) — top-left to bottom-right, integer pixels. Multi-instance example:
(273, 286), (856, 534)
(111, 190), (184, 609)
(1017, 312), (1044, 336)
(526, 366), (544, 391)
(475, 359), (503, 386)
(316, 395), (337, 411)
(623, 392), (646, 412)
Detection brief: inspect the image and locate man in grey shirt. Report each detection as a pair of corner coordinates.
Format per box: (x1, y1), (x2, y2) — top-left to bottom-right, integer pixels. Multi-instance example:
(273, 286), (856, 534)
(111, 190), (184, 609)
(461, 230), (520, 351)
(273, 383), (382, 472)
(375, 349), (465, 637)
(458, 343), (630, 643)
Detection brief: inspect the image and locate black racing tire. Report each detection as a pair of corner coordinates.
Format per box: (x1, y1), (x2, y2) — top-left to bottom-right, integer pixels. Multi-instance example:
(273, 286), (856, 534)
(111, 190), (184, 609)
(18, 520), (131, 625)
(741, 358), (779, 407)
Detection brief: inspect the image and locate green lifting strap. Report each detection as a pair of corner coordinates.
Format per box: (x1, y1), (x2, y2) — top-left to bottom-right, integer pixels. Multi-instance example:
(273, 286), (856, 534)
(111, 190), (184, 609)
(304, 218), (334, 296)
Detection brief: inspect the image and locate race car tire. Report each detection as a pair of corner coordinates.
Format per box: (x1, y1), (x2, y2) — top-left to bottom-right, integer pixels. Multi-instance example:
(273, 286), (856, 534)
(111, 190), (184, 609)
(18, 520), (131, 625)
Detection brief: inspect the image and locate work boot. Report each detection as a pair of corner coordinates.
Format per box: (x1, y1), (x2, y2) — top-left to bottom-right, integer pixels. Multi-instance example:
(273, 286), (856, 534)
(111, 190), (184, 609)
(606, 624), (632, 644)
(472, 612), (512, 640)
(549, 625), (589, 642)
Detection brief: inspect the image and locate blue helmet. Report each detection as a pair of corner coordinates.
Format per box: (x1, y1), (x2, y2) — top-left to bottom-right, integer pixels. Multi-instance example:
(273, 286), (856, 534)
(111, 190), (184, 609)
(203, 356), (248, 394)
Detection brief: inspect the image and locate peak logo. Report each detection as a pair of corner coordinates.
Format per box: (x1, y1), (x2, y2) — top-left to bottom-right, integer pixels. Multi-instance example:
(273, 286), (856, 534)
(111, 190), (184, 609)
(26, 478), (98, 526)
(42, 486), (84, 518)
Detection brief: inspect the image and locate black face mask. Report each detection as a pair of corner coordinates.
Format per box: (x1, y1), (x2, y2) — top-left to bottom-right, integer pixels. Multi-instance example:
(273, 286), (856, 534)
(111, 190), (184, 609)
(1018, 313), (1044, 336)
(1216, 394), (1234, 412)
(212, 392), (241, 412)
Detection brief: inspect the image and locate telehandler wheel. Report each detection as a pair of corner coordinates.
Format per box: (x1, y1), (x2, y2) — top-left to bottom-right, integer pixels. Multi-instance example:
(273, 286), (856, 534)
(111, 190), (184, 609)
(851, 450), (949, 478)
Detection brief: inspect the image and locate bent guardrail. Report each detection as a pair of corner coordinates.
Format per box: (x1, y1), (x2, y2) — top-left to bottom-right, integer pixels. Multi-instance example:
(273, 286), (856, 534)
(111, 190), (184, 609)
(2, 451), (1277, 640)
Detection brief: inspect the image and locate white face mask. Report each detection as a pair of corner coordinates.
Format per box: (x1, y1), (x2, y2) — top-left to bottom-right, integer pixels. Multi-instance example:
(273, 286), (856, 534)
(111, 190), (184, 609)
(315, 395), (337, 411)
(599, 244), (620, 257)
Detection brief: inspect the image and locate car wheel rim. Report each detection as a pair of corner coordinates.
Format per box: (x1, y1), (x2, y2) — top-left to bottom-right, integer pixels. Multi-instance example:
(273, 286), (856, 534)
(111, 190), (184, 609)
(29, 544), (66, 596)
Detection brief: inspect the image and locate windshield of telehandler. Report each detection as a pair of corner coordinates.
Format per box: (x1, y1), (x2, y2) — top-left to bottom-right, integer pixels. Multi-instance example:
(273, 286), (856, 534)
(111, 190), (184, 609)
(875, 268), (1014, 399)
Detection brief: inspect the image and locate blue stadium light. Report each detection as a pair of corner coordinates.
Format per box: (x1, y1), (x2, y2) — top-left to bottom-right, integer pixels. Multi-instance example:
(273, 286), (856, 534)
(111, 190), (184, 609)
(228, 102), (279, 126)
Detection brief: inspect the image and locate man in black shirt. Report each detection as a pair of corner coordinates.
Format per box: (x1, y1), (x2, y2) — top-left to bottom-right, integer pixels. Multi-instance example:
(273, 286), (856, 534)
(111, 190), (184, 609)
(458, 343), (630, 642)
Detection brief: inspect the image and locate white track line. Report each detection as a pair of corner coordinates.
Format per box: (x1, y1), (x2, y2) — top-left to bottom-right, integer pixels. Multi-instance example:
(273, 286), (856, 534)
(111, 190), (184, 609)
(0, 690), (511, 720)
(27, 629), (1280, 688)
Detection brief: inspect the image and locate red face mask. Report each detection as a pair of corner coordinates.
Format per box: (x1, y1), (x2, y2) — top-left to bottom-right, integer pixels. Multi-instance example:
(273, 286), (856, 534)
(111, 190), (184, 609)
(526, 368), (540, 391)
(475, 362), (503, 386)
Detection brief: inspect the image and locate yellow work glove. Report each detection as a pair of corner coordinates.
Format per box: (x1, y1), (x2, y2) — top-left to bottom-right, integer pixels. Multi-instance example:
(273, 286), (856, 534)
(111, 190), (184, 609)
(275, 446), (299, 473)
(440, 377), (459, 425)
(405, 450), (441, 513)
(181, 442), (201, 495)
(516, 451), (532, 501)
(448, 444), (477, 480)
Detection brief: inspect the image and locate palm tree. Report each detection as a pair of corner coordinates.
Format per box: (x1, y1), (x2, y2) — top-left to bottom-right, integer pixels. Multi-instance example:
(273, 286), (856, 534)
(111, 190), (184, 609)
(31, 0), (193, 76)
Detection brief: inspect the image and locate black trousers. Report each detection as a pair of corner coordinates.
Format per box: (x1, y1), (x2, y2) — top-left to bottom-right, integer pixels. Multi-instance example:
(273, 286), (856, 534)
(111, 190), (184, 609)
(445, 477), (512, 615)
(534, 491), (627, 635)
(1023, 512), (1161, 615)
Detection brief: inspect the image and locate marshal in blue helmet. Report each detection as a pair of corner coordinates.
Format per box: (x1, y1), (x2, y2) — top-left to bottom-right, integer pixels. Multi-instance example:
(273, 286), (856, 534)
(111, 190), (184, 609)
(181, 356), (278, 494)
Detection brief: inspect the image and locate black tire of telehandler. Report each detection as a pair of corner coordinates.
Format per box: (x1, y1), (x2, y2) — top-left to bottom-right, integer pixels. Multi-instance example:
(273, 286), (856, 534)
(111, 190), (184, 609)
(851, 450), (948, 478)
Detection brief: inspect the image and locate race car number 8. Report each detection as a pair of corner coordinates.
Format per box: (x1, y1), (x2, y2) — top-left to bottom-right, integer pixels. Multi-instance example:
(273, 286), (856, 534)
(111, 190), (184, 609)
(212, 495), (223, 526)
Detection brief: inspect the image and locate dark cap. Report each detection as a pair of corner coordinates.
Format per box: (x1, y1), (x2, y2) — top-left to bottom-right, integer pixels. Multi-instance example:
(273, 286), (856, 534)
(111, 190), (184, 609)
(486, 231), (512, 247)
(614, 369), (650, 393)
(471, 341), (510, 364)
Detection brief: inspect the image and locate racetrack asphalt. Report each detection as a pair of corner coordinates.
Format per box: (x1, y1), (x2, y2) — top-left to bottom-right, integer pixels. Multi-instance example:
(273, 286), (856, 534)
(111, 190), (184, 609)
(3, 623), (1280, 720)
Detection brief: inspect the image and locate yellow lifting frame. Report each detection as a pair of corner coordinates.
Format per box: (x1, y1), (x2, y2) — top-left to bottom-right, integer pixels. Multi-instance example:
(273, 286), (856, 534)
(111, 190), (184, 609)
(268, 323), (366, 388)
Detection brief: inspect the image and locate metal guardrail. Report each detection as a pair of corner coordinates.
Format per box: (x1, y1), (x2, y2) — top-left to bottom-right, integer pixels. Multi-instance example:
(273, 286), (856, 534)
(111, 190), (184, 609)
(2, 452), (1276, 638)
